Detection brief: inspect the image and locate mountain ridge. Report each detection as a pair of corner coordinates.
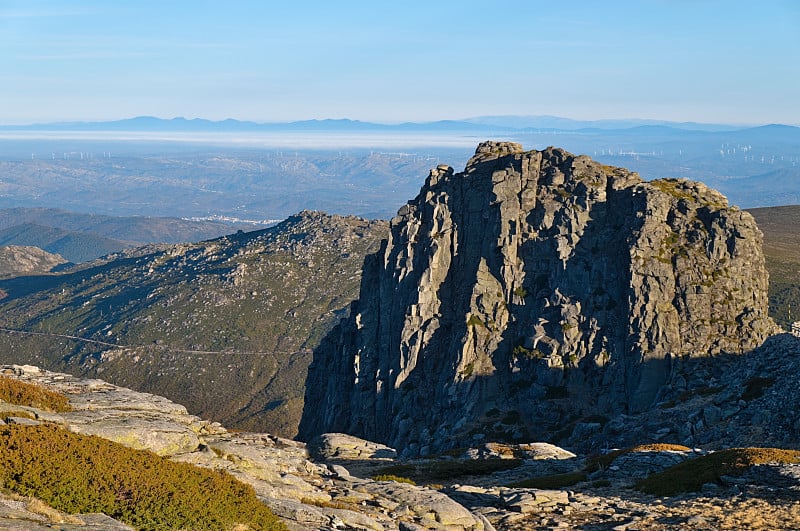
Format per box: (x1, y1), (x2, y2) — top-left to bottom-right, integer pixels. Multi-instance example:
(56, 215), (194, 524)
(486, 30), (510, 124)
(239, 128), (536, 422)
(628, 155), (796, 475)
(0, 210), (388, 437)
(3, 115), (794, 134)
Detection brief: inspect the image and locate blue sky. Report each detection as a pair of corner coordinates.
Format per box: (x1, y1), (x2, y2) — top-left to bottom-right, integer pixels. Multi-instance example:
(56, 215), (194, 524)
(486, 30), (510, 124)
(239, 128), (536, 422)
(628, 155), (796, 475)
(1, 0), (798, 125)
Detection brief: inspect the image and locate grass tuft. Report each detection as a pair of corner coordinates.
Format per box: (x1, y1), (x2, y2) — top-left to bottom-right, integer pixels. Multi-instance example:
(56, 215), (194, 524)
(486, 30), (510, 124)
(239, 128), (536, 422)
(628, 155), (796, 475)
(374, 458), (523, 483)
(372, 474), (416, 485)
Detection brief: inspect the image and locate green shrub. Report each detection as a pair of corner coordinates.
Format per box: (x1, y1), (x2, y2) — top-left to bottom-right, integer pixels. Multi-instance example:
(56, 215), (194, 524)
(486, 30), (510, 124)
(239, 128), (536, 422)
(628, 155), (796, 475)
(0, 424), (285, 530)
(466, 314), (485, 328)
(372, 474), (416, 485)
(636, 447), (800, 496)
(0, 376), (71, 412)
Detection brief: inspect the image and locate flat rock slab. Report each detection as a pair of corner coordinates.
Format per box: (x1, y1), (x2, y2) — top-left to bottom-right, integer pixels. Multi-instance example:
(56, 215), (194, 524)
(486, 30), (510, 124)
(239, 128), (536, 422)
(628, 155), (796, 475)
(362, 481), (481, 528)
(0, 495), (134, 530)
(308, 432), (398, 460)
(66, 414), (201, 456)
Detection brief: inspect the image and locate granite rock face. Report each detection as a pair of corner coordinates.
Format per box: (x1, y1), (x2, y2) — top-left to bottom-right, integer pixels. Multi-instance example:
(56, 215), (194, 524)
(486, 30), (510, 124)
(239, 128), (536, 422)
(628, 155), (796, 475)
(300, 141), (777, 454)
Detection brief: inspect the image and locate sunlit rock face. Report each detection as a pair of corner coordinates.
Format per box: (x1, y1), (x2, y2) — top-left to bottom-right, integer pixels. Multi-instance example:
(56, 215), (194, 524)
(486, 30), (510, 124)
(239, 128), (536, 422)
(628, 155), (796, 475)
(300, 141), (777, 456)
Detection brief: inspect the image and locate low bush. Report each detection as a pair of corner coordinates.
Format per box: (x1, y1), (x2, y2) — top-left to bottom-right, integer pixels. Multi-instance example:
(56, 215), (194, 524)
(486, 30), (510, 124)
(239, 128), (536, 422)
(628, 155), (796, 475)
(374, 458), (522, 483)
(636, 447), (800, 496)
(0, 376), (70, 412)
(0, 424), (285, 530)
(372, 474), (416, 485)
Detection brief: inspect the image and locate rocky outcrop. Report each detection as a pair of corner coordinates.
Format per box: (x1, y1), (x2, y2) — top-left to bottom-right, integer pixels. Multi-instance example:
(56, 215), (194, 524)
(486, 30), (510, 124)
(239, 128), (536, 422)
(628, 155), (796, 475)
(300, 141), (778, 454)
(0, 364), (490, 530)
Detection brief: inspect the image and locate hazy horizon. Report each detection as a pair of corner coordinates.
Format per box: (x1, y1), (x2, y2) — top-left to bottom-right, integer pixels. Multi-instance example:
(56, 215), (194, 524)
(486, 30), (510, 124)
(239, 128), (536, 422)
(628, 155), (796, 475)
(2, 1), (798, 125)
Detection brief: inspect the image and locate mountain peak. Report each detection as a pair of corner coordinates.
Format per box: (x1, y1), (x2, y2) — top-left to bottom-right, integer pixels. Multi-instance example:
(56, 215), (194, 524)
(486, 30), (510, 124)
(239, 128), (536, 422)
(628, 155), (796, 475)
(300, 142), (777, 455)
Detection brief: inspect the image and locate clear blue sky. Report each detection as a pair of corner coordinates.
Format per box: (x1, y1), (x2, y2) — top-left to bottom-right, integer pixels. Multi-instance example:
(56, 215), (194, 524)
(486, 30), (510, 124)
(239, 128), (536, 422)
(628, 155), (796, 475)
(1, 0), (798, 125)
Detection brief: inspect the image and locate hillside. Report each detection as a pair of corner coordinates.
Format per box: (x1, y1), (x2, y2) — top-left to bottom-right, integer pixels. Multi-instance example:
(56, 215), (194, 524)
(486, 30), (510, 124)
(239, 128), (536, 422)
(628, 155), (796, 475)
(0, 211), (387, 437)
(747, 204), (800, 329)
(0, 207), (267, 263)
(0, 223), (131, 263)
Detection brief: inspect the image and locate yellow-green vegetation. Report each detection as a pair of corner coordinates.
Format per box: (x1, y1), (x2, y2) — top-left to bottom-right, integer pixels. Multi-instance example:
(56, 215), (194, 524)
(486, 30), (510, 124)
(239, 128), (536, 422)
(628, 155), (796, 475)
(300, 497), (357, 510)
(586, 443), (692, 473)
(0, 376), (70, 412)
(374, 458), (523, 483)
(372, 474), (416, 485)
(636, 448), (800, 496)
(507, 471), (587, 489)
(0, 424), (286, 530)
(466, 314), (486, 328)
(512, 344), (544, 360)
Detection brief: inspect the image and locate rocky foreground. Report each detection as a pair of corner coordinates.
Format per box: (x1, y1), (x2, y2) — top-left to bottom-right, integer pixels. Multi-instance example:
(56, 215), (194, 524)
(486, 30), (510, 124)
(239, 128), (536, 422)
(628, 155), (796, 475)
(2, 361), (800, 530)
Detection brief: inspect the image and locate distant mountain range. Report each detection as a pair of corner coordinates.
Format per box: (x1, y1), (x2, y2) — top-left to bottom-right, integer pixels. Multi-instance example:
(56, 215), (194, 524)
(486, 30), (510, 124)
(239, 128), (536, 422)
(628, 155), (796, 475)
(2, 115), (794, 134)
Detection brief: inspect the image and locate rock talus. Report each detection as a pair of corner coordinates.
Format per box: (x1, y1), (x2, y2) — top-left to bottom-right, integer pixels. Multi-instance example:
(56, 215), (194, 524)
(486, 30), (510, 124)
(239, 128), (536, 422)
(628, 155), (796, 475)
(300, 141), (777, 454)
